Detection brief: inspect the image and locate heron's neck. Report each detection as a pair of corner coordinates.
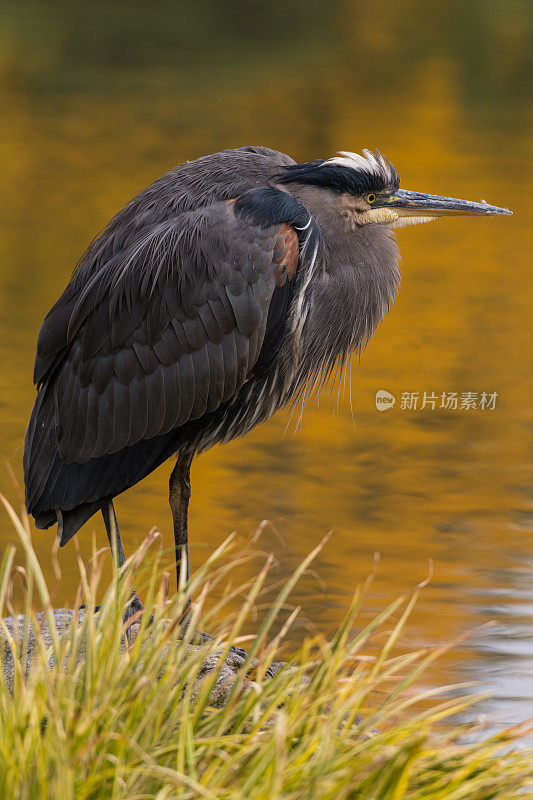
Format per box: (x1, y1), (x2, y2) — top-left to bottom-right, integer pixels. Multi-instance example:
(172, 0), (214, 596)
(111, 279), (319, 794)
(285, 198), (401, 396)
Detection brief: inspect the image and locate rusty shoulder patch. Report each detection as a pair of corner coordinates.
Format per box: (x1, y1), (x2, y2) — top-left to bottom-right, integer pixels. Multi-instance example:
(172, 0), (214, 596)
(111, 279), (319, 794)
(273, 224), (299, 287)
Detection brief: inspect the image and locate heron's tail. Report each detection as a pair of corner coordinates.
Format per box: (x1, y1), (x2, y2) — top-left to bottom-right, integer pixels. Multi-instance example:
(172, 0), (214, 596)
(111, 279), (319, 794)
(23, 382), (105, 545)
(56, 501), (105, 547)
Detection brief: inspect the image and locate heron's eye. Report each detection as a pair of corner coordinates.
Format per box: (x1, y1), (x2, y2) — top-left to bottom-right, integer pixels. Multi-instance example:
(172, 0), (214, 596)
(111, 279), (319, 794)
(366, 193), (376, 204)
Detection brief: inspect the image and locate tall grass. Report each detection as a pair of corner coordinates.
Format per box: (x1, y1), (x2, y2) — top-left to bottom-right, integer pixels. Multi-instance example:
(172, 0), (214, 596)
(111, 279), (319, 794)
(0, 493), (531, 800)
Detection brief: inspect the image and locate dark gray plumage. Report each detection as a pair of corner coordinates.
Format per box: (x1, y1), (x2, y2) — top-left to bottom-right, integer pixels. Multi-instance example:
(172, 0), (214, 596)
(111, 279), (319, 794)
(23, 145), (511, 611)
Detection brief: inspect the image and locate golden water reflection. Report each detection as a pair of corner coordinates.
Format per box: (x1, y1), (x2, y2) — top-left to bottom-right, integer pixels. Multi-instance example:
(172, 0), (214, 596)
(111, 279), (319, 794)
(0, 0), (532, 730)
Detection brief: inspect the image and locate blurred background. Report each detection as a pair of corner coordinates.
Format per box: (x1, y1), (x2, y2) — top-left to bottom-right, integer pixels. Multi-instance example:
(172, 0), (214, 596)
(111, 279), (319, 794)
(0, 0), (532, 730)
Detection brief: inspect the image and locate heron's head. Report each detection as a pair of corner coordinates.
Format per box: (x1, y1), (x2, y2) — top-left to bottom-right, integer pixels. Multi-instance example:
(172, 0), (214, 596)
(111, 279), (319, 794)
(276, 149), (511, 230)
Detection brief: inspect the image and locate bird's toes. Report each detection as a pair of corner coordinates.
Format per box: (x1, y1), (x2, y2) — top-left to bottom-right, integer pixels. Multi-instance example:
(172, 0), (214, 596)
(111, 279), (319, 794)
(196, 635), (247, 661)
(227, 645), (276, 679)
(229, 644), (248, 659)
(123, 596), (154, 635)
(180, 627), (274, 677)
(127, 596), (145, 616)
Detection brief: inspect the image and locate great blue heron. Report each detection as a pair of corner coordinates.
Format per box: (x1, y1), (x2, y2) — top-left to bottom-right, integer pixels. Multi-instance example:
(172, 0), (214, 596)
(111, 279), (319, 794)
(23, 146), (510, 620)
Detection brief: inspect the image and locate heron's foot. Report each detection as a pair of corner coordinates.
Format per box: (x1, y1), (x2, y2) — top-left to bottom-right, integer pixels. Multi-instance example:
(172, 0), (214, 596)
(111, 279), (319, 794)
(124, 594), (145, 622)
(122, 595), (154, 640)
(230, 644), (249, 660)
(178, 611), (273, 676)
(195, 631), (274, 678)
(195, 630), (248, 660)
(179, 616), (248, 660)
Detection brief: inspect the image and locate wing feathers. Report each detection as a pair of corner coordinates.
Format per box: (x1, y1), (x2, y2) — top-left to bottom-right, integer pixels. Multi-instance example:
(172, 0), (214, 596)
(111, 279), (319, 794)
(227, 286), (265, 339)
(220, 331), (238, 398)
(205, 339), (225, 410)
(160, 363), (181, 434)
(40, 195), (299, 464)
(94, 382), (116, 458)
(198, 301), (225, 344)
(175, 354), (195, 426)
(128, 375), (149, 444)
(111, 380), (133, 454)
(190, 347), (210, 419)
(143, 366), (166, 439)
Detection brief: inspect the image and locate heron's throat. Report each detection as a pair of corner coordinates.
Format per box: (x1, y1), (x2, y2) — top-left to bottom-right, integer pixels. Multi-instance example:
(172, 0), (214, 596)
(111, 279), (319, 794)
(365, 207), (437, 229)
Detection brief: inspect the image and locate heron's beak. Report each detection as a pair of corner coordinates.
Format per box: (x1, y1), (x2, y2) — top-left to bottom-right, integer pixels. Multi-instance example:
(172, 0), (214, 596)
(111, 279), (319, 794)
(381, 189), (512, 229)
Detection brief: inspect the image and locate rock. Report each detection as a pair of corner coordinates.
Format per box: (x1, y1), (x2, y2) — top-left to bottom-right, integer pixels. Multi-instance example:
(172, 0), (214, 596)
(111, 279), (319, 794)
(0, 608), (285, 703)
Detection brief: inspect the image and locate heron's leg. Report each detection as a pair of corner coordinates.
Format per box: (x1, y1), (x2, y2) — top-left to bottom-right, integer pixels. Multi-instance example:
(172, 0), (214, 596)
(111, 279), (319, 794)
(102, 501), (144, 621)
(169, 453), (247, 660)
(169, 451), (194, 594)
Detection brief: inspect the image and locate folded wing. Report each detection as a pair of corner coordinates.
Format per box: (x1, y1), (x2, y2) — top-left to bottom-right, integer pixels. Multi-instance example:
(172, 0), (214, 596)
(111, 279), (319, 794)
(32, 198), (299, 466)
